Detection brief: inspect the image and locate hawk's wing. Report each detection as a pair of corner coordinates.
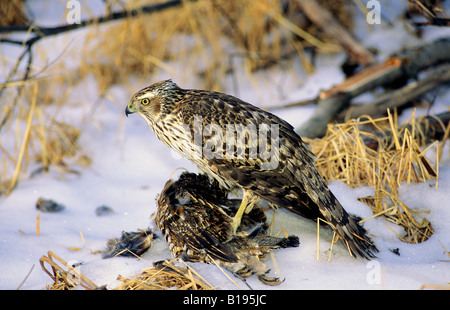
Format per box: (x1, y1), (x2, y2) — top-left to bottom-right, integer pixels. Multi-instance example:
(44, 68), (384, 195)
(176, 90), (323, 220)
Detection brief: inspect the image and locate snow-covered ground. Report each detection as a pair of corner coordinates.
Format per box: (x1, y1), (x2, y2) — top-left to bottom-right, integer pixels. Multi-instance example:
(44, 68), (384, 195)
(1, 1), (449, 290)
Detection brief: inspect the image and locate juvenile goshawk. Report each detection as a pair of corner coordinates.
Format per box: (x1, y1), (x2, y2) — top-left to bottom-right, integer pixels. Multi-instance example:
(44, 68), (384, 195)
(125, 80), (378, 259)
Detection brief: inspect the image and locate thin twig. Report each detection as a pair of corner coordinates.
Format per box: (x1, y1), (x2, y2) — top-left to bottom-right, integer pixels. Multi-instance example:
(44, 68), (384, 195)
(0, 0), (193, 45)
(16, 264), (35, 290)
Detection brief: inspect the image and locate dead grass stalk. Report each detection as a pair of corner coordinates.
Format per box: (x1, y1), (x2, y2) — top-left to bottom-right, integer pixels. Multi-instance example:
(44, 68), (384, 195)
(306, 111), (440, 243)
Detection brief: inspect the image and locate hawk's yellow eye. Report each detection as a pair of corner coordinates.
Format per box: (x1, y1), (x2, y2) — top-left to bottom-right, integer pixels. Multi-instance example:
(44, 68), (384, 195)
(142, 98), (150, 105)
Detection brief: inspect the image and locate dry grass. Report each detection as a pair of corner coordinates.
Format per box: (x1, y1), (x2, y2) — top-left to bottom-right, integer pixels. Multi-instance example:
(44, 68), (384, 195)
(0, 0), (29, 26)
(39, 251), (215, 290)
(358, 190), (434, 244)
(0, 80), (90, 196)
(306, 110), (441, 243)
(309, 111), (439, 194)
(115, 259), (215, 290)
(82, 0), (351, 91)
(40, 251), (98, 290)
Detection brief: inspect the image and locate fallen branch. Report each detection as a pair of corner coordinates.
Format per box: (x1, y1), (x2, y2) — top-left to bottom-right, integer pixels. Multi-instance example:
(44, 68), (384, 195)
(296, 0), (376, 66)
(296, 37), (450, 138)
(340, 62), (450, 120)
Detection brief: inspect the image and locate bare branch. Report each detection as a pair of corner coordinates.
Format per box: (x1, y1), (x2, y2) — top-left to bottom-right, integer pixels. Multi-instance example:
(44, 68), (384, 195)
(340, 63), (450, 120)
(296, 37), (450, 139)
(0, 0), (191, 47)
(295, 0), (376, 66)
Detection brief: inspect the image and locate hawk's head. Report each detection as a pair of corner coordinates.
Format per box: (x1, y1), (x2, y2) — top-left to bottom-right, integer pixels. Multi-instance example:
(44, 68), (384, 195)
(125, 79), (183, 123)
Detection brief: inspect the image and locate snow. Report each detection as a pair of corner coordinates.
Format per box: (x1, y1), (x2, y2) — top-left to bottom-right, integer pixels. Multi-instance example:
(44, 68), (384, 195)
(1, 1), (450, 291)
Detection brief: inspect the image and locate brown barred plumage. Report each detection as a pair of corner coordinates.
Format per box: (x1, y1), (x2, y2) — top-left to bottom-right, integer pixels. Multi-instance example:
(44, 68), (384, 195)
(103, 230), (156, 258)
(126, 80), (378, 260)
(155, 172), (299, 285)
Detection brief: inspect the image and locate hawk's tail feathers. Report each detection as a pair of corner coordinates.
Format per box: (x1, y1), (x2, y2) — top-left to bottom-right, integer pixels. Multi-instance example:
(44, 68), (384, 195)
(333, 215), (378, 260)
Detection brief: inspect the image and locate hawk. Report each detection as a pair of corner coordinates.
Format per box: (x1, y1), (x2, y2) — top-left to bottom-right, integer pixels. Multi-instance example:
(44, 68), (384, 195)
(126, 80), (378, 260)
(155, 172), (300, 285)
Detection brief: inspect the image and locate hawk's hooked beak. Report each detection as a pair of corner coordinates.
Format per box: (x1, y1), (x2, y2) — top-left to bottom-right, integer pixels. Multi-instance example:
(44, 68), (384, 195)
(125, 102), (136, 117)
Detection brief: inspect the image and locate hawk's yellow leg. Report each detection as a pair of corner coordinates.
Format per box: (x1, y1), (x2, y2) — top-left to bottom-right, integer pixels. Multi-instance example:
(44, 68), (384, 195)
(231, 190), (257, 235)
